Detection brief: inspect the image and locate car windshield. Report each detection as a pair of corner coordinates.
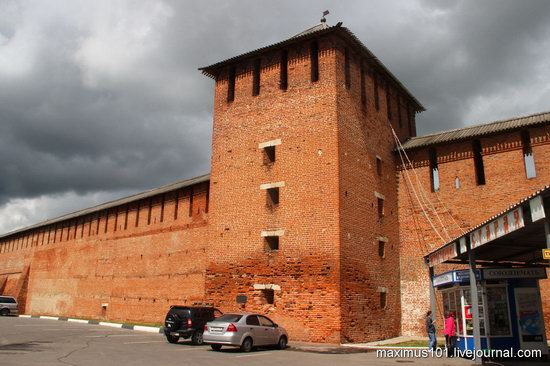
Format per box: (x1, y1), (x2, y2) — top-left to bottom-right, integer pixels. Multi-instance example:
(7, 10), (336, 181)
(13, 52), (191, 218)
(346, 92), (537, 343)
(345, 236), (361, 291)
(215, 314), (242, 323)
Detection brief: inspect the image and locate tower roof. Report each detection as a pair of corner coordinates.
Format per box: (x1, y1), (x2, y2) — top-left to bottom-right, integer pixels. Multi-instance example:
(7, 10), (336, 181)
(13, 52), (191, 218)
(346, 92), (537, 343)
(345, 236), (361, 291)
(199, 22), (425, 112)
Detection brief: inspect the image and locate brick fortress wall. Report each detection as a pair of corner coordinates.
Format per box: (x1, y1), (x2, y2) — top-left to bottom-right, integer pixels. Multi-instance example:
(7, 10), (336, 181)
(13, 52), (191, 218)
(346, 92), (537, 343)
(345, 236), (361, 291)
(398, 125), (550, 337)
(0, 182), (209, 324)
(334, 40), (417, 341)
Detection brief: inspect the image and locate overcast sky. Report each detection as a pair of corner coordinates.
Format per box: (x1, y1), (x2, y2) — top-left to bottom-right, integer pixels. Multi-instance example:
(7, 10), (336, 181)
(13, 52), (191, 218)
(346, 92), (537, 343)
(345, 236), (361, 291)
(1, 0), (550, 234)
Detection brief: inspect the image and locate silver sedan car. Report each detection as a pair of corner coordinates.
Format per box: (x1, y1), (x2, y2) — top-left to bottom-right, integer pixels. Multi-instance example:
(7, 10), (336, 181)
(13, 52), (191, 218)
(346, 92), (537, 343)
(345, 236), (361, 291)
(203, 313), (288, 352)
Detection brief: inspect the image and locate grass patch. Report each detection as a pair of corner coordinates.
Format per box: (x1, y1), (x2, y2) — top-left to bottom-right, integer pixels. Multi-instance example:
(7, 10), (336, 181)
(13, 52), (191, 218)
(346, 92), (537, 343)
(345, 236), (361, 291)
(387, 340), (432, 347)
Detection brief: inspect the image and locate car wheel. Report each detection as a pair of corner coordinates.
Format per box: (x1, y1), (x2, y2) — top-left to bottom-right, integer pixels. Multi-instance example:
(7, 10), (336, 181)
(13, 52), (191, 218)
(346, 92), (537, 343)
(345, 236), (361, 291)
(191, 331), (204, 345)
(240, 337), (253, 353)
(0, 309), (9, 316)
(166, 334), (179, 344)
(278, 336), (288, 350)
(211, 344), (222, 351)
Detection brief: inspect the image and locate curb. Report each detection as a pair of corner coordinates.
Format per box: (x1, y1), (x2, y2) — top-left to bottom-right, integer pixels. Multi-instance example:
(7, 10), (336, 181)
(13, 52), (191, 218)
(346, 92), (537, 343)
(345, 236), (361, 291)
(18, 314), (164, 334)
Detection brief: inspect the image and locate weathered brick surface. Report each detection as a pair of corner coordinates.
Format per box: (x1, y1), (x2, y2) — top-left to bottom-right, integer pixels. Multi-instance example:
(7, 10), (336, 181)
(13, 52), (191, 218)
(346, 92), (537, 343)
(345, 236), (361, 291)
(398, 126), (550, 337)
(0, 183), (209, 324)
(206, 37), (343, 343)
(334, 42), (415, 342)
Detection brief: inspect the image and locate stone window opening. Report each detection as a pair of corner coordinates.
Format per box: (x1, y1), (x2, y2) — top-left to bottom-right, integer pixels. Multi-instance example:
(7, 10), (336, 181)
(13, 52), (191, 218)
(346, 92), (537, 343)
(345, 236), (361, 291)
(262, 289), (275, 305)
(264, 236), (279, 251)
(259, 139), (281, 165)
(521, 130), (536, 179)
(267, 187), (279, 206)
(261, 229), (284, 252)
(377, 237), (388, 258)
(376, 156), (383, 176)
(227, 67), (236, 102)
(264, 146), (275, 164)
(252, 59), (261, 96)
(429, 148), (440, 192)
(310, 41), (319, 82)
(472, 139), (486, 185)
(279, 50), (288, 90)
(379, 288), (388, 309)
(260, 181), (284, 208)
(375, 192), (385, 219)
(344, 48), (351, 89)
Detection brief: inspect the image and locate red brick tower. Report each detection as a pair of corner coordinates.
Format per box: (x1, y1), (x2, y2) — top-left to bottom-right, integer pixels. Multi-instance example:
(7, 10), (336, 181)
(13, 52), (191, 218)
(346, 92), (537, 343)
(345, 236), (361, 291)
(200, 21), (424, 343)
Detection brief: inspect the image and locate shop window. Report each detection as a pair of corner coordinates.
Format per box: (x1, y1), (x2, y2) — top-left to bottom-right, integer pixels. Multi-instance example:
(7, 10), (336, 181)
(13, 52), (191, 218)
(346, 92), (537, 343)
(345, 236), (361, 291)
(376, 156), (382, 176)
(486, 286), (511, 336)
(264, 236), (279, 251)
(227, 67), (236, 102)
(472, 140), (486, 185)
(262, 289), (275, 305)
(252, 59), (261, 96)
(429, 148), (440, 192)
(344, 48), (351, 89)
(279, 50), (288, 90)
(521, 130), (536, 179)
(310, 41), (319, 82)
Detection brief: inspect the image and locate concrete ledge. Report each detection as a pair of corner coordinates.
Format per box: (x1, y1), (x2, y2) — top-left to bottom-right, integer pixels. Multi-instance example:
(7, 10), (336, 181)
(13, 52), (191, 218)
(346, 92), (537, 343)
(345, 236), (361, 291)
(260, 181), (285, 190)
(258, 139), (281, 149)
(17, 315), (164, 334)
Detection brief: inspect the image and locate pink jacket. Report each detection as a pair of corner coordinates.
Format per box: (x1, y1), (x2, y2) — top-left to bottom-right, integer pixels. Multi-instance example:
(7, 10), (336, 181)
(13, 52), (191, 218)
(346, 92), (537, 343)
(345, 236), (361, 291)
(444, 315), (456, 336)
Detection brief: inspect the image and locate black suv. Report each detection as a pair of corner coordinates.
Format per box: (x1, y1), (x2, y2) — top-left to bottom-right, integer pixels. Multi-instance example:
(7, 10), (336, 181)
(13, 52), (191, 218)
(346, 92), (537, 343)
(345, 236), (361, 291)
(164, 306), (221, 345)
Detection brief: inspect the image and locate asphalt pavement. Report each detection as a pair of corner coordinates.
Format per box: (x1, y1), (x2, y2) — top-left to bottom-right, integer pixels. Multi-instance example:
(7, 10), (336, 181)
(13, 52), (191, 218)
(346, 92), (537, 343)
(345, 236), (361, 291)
(0, 316), (475, 366)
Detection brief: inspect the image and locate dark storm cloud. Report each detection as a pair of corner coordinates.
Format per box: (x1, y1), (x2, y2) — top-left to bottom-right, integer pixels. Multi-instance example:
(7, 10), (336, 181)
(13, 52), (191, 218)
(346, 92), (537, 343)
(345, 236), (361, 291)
(1, 0), (550, 233)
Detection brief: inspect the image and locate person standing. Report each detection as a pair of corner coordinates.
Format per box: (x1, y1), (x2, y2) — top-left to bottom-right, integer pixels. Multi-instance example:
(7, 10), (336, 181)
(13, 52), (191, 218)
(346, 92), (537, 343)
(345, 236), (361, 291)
(425, 310), (437, 350)
(444, 312), (456, 356)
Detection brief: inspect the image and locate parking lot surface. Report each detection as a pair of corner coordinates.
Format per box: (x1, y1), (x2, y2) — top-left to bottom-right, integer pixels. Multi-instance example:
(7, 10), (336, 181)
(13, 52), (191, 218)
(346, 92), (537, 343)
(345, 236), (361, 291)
(1, 316), (473, 365)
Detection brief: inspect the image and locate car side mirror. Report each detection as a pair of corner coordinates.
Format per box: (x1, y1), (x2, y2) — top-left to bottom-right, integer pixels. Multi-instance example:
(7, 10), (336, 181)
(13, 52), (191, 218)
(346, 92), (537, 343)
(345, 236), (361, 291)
(273, 323), (279, 328)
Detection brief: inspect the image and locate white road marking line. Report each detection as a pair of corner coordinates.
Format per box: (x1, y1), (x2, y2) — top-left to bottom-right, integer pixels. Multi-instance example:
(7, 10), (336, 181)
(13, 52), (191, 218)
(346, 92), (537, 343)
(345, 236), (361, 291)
(42, 329), (63, 331)
(16, 325), (39, 327)
(123, 341), (164, 345)
(235, 352), (272, 358)
(99, 322), (123, 328)
(68, 319), (89, 323)
(133, 325), (162, 333)
(40, 316), (59, 320)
